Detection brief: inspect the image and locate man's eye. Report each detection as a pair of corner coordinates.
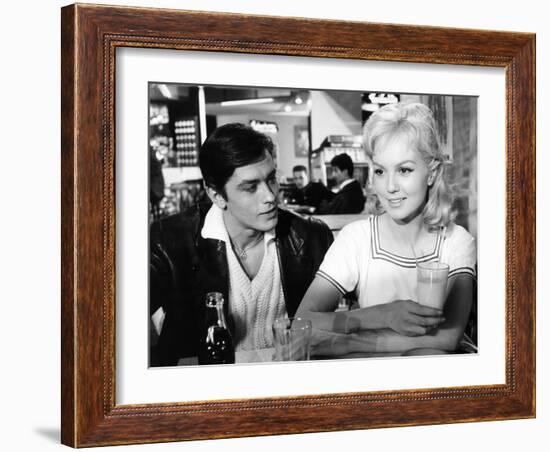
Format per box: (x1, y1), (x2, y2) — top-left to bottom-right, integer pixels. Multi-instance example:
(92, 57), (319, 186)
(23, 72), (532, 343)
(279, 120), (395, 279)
(374, 168), (383, 175)
(242, 185), (256, 193)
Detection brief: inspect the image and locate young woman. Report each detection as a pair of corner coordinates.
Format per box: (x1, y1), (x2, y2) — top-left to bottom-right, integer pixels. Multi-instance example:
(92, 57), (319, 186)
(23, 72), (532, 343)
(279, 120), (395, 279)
(296, 102), (476, 356)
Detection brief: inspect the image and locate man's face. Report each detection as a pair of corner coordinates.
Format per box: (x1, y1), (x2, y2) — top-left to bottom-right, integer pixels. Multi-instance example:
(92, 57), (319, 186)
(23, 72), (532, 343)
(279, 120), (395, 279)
(332, 166), (348, 186)
(293, 170), (309, 189)
(220, 151), (279, 234)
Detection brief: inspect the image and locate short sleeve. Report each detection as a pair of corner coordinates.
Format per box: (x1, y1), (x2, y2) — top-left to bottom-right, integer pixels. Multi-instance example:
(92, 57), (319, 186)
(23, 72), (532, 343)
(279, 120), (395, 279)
(443, 224), (477, 279)
(316, 220), (368, 294)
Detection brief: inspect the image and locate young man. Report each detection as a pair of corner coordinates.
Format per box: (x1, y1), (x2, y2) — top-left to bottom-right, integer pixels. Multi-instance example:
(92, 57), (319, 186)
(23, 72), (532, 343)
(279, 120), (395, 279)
(291, 165), (333, 213)
(150, 123), (333, 366)
(317, 153), (366, 214)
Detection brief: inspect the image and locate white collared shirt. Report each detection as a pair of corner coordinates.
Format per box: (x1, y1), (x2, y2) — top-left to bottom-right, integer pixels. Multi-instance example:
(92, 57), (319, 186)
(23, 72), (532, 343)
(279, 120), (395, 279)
(201, 205), (287, 351)
(337, 178), (354, 191)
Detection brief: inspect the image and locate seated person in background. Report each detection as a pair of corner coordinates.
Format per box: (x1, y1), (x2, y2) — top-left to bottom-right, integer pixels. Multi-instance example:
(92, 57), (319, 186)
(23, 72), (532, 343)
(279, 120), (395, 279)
(316, 153), (366, 214)
(290, 164), (334, 213)
(150, 123), (333, 366)
(296, 102), (476, 357)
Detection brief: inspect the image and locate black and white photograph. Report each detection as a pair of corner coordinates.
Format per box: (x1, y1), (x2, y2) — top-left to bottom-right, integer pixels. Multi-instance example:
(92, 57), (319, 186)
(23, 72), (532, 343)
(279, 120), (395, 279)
(148, 83), (478, 367)
(4, 0), (544, 449)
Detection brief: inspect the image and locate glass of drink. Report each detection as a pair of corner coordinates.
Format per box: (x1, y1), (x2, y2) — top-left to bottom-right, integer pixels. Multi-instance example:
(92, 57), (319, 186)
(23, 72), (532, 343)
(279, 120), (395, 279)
(272, 317), (312, 362)
(416, 261), (450, 310)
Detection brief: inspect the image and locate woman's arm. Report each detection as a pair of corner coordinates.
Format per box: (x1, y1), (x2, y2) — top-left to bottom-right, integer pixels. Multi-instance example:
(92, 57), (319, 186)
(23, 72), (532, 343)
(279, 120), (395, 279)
(296, 275), (446, 336)
(344, 274), (475, 354)
(300, 274), (474, 357)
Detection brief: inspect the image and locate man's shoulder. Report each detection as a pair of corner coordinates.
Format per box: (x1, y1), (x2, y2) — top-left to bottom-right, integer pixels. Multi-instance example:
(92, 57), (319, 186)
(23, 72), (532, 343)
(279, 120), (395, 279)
(307, 181), (328, 192)
(150, 203), (210, 246)
(343, 179), (362, 192)
(277, 208), (331, 237)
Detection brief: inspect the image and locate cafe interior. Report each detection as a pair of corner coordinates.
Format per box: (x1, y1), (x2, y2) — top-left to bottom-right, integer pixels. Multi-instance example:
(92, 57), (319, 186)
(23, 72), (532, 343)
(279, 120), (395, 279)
(149, 83), (479, 362)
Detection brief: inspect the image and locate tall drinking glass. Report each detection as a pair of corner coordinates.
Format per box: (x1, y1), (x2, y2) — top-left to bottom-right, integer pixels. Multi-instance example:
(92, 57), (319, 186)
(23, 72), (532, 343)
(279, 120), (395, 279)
(272, 317), (312, 361)
(416, 262), (450, 309)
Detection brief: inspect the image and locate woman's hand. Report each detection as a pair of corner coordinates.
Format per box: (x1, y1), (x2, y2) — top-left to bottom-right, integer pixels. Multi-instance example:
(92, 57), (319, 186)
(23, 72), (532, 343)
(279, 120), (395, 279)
(382, 300), (445, 336)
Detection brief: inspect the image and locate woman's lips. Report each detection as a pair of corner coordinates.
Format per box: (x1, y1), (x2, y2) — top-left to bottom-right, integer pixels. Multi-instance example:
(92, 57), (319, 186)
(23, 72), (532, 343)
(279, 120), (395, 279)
(387, 197), (406, 207)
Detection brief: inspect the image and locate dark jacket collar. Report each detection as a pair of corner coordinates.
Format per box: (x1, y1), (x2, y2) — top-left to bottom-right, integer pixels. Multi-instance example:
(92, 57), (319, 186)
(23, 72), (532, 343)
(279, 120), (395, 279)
(338, 178), (359, 192)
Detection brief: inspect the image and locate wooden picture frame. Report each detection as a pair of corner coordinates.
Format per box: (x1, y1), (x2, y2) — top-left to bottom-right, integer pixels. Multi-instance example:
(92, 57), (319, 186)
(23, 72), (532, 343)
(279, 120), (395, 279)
(61, 3), (535, 447)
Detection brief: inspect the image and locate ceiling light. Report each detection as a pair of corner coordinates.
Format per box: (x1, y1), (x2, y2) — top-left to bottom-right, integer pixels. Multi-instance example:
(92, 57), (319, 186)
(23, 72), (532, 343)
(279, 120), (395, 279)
(220, 97), (275, 106)
(158, 84), (172, 99)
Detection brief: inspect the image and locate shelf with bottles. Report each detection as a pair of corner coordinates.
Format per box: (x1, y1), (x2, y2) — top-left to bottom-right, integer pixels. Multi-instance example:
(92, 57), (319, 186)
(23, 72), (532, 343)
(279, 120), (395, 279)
(149, 103), (174, 165)
(316, 135), (366, 165)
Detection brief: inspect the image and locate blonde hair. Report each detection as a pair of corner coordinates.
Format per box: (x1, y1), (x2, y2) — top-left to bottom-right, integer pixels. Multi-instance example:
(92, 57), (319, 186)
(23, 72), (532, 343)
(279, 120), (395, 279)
(362, 102), (454, 230)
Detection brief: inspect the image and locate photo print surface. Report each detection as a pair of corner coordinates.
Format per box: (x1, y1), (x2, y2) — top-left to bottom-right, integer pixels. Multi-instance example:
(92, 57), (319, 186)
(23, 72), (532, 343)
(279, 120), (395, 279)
(148, 83), (478, 368)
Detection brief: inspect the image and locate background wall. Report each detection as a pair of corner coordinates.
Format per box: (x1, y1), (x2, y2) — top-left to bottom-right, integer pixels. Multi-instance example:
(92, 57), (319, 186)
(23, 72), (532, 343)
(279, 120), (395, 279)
(310, 91), (362, 148)
(1, 1), (546, 451)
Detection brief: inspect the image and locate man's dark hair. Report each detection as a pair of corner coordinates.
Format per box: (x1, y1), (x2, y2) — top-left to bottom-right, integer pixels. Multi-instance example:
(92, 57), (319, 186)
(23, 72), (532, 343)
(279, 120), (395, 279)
(199, 123), (274, 196)
(330, 153), (354, 178)
(292, 165), (307, 173)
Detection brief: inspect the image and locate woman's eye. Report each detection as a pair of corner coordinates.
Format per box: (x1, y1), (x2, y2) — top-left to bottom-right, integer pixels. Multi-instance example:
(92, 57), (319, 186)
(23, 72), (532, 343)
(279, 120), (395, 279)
(374, 168), (383, 176)
(399, 167), (413, 174)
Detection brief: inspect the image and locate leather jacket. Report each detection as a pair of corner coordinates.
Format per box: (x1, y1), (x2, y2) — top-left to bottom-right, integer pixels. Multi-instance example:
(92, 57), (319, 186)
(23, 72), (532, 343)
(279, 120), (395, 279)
(150, 204), (333, 366)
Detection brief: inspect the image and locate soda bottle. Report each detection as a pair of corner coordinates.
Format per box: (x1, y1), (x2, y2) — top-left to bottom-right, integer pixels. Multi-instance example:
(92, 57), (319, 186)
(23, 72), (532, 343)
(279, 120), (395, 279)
(198, 292), (235, 365)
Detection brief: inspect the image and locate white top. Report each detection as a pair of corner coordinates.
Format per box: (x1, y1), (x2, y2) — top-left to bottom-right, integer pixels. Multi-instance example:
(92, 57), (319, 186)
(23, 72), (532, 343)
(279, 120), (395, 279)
(201, 205), (287, 351)
(317, 215), (476, 308)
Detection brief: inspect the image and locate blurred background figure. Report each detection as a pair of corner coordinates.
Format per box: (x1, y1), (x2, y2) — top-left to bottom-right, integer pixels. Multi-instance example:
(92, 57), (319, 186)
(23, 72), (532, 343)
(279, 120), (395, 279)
(289, 165), (333, 213)
(317, 153), (366, 214)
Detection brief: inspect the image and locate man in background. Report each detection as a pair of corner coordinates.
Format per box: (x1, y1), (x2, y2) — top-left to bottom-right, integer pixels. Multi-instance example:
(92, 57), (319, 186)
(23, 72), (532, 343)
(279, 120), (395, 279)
(291, 164), (333, 213)
(317, 153), (366, 214)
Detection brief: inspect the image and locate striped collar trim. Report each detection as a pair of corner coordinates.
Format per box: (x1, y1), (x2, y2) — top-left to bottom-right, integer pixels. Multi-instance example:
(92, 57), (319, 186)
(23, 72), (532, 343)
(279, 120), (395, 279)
(317, 270), (347, 295)
(370, 216), (443, 268)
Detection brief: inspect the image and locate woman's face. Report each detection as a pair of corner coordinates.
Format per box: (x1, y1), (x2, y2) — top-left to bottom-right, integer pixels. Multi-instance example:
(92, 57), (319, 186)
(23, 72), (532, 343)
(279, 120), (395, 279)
(372, 132), (433, 224)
